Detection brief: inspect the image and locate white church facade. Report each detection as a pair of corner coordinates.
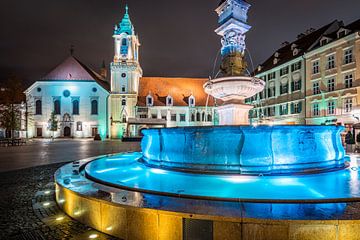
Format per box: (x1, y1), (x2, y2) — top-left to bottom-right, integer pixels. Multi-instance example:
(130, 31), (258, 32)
(25, 6), (216, 139)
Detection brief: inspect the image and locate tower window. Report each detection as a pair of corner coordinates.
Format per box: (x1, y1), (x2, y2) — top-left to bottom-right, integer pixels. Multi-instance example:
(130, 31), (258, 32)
(122, 38), (127, 46)
(92, 87), (97, 93)
(91, 100), (98, 115)
(121, 85), (126, 92)
(122, 99), (126, 106)
(121, 73), (127, 78)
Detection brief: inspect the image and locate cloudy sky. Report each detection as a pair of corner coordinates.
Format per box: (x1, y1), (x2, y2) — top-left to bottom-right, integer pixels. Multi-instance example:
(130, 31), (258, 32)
(1, 0), (360, 85)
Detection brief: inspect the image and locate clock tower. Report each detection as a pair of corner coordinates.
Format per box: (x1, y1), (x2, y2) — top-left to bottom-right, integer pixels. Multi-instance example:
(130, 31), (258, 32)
(109, 5), (142, 138)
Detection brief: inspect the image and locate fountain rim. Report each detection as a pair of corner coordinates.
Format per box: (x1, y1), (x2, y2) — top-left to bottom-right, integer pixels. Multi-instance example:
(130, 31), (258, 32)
(203, 75), (265, 87)
(82, 155), (359, 204)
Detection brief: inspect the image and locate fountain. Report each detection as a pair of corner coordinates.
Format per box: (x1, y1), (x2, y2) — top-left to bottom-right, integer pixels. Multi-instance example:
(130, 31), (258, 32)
(55, 1), (360, 239)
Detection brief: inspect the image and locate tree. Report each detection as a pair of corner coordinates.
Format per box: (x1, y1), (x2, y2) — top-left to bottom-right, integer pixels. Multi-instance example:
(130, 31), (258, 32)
(0, 76), (25, 138)
(48, 111), (58, 139)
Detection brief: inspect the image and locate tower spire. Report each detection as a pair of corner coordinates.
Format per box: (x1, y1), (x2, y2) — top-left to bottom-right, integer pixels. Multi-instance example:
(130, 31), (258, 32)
(114, 4), (134, 35)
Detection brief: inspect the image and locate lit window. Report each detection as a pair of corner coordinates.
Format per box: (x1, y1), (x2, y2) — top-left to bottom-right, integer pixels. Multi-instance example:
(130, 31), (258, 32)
(327, 55), (336, 69)
(344, 48), (353, 65)
(35, 100), (42, 115)
(312, 103), (320, 116)
(312, 61), (320, 74)
(76, 122), (82, 131)
(344, 74), (353, 88)
(345, 99), (353, 113)
(91, 100), (98, 115)
(327, 101), (336, 115)
(313, 82), (320, 95)
(327, 78), (335, 92)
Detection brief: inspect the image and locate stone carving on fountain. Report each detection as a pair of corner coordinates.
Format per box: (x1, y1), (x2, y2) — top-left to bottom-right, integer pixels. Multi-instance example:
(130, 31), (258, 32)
(204, 0), (265, 125)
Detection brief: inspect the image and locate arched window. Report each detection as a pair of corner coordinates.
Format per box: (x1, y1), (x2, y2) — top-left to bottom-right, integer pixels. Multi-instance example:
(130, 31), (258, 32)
(54, 100), (61, 115)
(207, 114), (212, 122)
(191, 113), (195, 122)
(122, 99), (126, 106)
(72, 100), (79, 115)
(189, 95), (195, 107)
(196, 112), (201, 121)
(91, 100), (98, 115)
(122, 38), (127, 46)
(146, 95), (153, 107)
(166, 96), (173, 106)
(35, 100), (42, 115)
(202, 112), (206, 122)
(122, 115), (127, 123)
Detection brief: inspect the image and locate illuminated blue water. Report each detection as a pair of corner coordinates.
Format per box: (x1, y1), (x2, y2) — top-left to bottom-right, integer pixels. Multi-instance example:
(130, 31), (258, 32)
(84, 153), (360, 202)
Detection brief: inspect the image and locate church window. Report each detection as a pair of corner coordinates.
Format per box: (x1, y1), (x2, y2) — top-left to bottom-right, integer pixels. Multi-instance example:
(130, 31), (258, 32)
(35, 100), (42, 115)
(91, 100), (98, 115)
(54, 100), (61, 115)
(121, 73), (127, 78)
(122, 98), (126, 106)
(122, 38), (127, 46)
(72, 100), (79, 115)
(63, 90), (71, 98)
(92, 87), (97, 93)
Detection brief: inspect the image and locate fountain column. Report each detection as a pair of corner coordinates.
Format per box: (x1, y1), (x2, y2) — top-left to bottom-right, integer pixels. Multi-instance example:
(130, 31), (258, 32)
(204, 0), (265, 125)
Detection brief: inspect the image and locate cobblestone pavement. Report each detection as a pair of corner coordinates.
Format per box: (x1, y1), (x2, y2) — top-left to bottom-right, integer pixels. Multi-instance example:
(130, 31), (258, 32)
(0, 139), (140, 172)
(0, 163), (120, 240)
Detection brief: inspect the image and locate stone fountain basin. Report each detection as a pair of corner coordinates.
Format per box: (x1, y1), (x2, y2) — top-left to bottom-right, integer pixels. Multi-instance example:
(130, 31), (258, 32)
(141, 125), (346, 175)
(203, 76), (265, 101)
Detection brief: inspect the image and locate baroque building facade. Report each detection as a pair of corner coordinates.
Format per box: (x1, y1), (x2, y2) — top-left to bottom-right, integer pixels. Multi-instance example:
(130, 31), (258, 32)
(248, 19), (360, 127)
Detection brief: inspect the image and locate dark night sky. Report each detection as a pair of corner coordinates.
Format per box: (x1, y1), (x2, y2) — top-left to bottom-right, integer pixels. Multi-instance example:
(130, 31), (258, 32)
(1, 0), (360, 85)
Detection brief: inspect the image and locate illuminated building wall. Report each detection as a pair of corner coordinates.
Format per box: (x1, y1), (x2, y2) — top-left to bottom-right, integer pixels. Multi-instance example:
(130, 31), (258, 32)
(25, 57), (110, 139)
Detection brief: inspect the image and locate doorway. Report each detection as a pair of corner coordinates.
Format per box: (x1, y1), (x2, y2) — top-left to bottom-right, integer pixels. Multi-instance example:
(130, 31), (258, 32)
(64, 126), (71, 137)
(92, 127), (98, 137)
(36, 128), (42, 137)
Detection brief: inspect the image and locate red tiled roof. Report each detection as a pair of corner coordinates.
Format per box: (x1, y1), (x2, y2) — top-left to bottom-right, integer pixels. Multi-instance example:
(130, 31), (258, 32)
(137, 77), (216, 107)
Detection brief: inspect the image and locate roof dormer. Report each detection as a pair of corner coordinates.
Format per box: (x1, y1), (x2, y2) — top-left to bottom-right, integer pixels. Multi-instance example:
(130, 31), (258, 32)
(166, 95), (173, 106)
(337, 27), (350, 39)
(189, 95), (195, 107)
(293, 48), (299, 56)
(146, 94), (153, 107)
(320, 36), (332, 46)
(291, 43), (298, 51)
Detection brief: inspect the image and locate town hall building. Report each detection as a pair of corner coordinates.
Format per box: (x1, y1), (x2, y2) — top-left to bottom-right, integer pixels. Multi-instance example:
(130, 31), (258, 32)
(25, 6), (216, 139)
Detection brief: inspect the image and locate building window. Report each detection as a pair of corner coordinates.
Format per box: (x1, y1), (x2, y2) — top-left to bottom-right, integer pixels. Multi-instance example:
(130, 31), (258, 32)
(291, 80), (301, 91)
(312, 103), (320, 116)
(146, 95), (153, 107)
(345, 74), (353, 88)
(280, 83), (288, 95)
(268, 72), (276, 80)
(259, 90), (265, 100)
(151, 114), (157, 119)
(280, 67), (289, 76)
(202, 112), (206, 121)
(327, 55), (336, 69)
(166, 96), (173, 106)
(76, 121), (82, 131)
(63, 90), (71, 98)
(327, 101), (336, 115)
(189, 96), (195, 107)
(313, 82), (320, 95)
(35, 100), (42, 115)
(312, 61), (320, 74)
(196, 112), (201, 121)
(121, 85), (126, 92)
(179, 114), (186, 122)
(280, 104), (288, 115)
(207, 114), (212, 122)
(72, 100), (79, 115)
(344, 99), (353, 113)
(291, 61), (302, 72)
(54, 100), (61, 115)
(291, 102), (302, 114)
(344, 48), (353, 65)
(92, 87), (97, 93)
(91, 100), (98, 115)
(320, 39), (328, 46)
(171, 114), (177, 122)
(191, 113), (195, 122)
(268, 106), (276, 117)
(268, 86), (275, 98)
(121, 98), (126, 106)
(327, 78), (335, 92)
(122, 115), (127, 123)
